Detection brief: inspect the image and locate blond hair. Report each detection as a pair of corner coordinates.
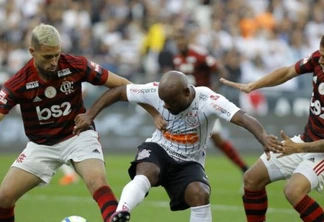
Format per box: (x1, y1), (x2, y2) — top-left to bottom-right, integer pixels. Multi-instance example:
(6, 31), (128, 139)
(31, 24), (61, 49)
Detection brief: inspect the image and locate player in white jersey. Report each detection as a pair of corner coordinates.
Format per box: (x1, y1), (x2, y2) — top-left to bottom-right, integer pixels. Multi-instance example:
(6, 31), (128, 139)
(73, 71), (281, 222)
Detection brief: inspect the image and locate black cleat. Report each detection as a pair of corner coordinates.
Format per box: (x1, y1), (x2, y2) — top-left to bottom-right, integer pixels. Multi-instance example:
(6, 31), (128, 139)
(110, 211), (131, 222)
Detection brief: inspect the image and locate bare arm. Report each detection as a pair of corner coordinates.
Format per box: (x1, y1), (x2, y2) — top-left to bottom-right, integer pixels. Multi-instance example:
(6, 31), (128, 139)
(220, 65), (298, 93)
(230, 110), (282, 159)
(73, 85), (128, 134)
(104, 71), (132, 88)
(104, 72), (163, 128)
(279, 130), (324, 156)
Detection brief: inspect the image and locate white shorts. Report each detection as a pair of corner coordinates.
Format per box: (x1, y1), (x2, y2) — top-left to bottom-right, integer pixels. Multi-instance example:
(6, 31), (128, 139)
(212, 118), (222, 134)
(12, 130), (104, 185)
(261, 135), (324, 192)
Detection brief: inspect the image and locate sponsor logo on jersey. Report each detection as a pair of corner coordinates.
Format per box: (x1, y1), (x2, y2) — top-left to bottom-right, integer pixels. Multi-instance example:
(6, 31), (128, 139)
(33, 96), (42, 102)
(163, 131), (199, 144)
(45, 86), (57, 98)
(210, 94), (220, 100)
(60, 81), (74, 95)
(36, 101), (72, 121)
(89, 61), (101, 73)
(57, 68), (72, 77)
(130, 88), (156, 94)
(319, 83), (324, 95)
(26, 81), (39, 89)
(137, 149), (151, 160)
(199, 93), (208, 101)
(212, 103), (231, 116)
(0, 90), (7, 104)
(301, 54), (311, 65)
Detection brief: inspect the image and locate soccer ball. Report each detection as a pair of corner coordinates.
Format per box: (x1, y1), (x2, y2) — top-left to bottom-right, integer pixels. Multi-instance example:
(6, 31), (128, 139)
(61, 215), (88, 222)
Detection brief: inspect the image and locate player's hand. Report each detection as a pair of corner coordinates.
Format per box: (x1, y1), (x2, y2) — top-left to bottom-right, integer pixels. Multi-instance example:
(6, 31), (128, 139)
(220, 78), (253, 93)
(73, 113), (92, 135)
(154, 114), (167, 132)
(262, 134), (283, 160)
(277, 130), (303, 158)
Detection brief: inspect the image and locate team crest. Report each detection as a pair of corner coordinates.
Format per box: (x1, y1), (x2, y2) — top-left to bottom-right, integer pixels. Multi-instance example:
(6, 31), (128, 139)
(45, 86), (57, 98)
(60, 81), (74, 95)
(185, 111), (199, 126)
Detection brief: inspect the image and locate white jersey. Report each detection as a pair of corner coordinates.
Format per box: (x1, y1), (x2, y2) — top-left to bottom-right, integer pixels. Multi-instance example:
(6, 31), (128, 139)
(126, 82), (240, 166)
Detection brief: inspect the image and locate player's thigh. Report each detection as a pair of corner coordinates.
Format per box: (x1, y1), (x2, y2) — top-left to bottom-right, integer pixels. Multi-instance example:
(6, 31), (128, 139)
(128, 142), (166, 185)
(73, 158), (107, 193)
(11, 142), (62, 185)
(0, 167), (42, 205)
(259, 136), (305, 183)
(62, 130), (104, 163)
(294, 153), (324, 192)
(164, 162), (210, 211)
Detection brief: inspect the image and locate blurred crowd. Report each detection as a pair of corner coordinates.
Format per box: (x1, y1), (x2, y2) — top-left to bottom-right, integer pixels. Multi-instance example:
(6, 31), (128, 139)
(0, 0), (321, 94)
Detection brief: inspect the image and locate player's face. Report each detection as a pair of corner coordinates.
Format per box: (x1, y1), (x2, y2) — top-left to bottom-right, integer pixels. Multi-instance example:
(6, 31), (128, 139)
(159, 88), (190, 115)
(30, 44), (61, 79)
(175, 35), (189, 53)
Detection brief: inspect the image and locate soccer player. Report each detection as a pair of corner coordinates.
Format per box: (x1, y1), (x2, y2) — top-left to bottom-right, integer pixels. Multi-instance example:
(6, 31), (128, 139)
(0, 23), (154, 222)
(220, 35), (324, 221)
(172, 29), (249, 173)
(73, 71), (281, 222)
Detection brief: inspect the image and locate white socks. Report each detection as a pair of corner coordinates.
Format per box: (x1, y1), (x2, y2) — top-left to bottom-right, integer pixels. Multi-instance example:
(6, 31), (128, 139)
(190, 204), (212, 222)
(116, 175), (151, 212)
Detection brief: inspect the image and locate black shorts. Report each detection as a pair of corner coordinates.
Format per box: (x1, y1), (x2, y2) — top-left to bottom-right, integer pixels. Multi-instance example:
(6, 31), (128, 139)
(128, 142), (210, 211)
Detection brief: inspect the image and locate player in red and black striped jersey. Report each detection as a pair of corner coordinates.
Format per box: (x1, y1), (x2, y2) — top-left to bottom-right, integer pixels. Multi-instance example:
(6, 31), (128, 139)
(0, 24), (137, 222)
(172, 29), (249, 174)
(220, 36), (324, 221)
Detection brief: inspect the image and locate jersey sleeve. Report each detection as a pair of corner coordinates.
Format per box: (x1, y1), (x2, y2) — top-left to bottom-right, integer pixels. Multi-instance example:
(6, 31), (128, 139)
(295, 51), (318, 75)
(126, 82), (160, 107)
(0, 85), (17, 114)
(205, 92), (240, 122)
(84, 58), (109, 85)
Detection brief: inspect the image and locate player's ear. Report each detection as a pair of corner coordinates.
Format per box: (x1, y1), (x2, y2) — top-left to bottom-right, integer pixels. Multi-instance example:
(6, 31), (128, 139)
(29, 47), (35, 56)
(183, 87), (190, 96)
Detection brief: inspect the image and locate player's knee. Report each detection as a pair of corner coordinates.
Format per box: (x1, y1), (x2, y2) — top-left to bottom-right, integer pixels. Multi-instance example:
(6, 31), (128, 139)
(0, 190), (16, 207)
(184, 182), (210, 206)
(283, 182), (308, 204)
(243, 169), (265, 190)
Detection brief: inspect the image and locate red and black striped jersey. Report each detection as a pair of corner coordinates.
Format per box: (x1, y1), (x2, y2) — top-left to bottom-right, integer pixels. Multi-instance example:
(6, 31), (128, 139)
(0, 54), (108, 145)
(295, 50), (324, 142)
(173, 46), (218, 88)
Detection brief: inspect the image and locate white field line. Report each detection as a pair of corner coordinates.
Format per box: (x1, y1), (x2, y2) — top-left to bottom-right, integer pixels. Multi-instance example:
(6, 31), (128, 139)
(22, 194), (296, 214)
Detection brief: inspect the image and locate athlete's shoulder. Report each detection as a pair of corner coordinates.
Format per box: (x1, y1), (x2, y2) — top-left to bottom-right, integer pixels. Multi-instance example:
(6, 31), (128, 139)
(59, 53), (87, 69)
(5, 59), (35, 91)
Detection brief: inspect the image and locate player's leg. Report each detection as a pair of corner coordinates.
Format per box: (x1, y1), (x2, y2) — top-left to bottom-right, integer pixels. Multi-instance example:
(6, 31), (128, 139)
(0, 167), (42, 222)
(211, 119), (248, 173)
(243, 136), (305, 222)
(0, 142), (60, 222)
(113, 142), (164, 220)
(285, 154), (324, 221)
(164, 161), (212, 222)
(242, 158), (271, 222)
(68, 130), (119, 222)
(58, 164), (79, 185)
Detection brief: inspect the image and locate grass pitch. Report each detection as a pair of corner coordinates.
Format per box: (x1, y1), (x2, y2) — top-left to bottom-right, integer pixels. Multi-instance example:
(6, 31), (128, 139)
(1, 153), (322, 222)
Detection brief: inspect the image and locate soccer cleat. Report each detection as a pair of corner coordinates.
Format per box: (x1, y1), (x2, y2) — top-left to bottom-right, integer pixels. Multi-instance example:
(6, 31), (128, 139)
(59, 174), (79, 185)
(109, 211), (131, 222)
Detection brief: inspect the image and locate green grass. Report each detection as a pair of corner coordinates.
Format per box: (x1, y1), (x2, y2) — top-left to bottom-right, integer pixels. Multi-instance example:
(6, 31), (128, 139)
(1, 154), (323, 222)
